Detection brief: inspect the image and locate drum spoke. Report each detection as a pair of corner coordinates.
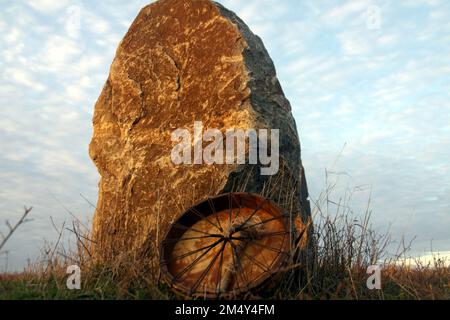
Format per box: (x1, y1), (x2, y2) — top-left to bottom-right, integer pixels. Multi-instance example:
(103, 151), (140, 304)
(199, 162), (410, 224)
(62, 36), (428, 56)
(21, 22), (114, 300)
(215, 240), (226, 295)
(170, 238), (223, 264)
(207, 197), (224, 232)
(230, 241), (249, 287)
(229, 241), (243, 291)
(191, 240), (225, 293)
(239, 214), (288, 232)
(173, 238), (224, 282)
(231, 200), (243, 226)
(163, 193), (291, 298)
(173, 222), (218, 237)
(227, 193), (235, 232)
(234, 199), (267, 232)
(229, 241), (271, 274)
(164, 234), (223, 244)
(232, 238), (287, 255)
(258, 230), (290, 238)
(188, 206), (223, 232)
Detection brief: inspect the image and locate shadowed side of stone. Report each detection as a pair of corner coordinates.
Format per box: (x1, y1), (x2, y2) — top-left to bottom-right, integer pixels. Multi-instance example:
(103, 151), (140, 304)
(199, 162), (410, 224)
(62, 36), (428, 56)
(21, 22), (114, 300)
(89, 0), (311, 271)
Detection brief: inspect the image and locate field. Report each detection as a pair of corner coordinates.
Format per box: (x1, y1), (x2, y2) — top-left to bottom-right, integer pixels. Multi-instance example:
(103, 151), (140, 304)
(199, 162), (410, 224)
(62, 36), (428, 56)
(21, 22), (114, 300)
(1, 175), (449, 300)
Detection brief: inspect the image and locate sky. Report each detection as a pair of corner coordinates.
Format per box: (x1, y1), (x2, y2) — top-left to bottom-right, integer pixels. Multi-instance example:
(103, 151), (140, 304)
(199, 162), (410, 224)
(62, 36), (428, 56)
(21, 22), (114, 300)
(0, 0), (449, 271)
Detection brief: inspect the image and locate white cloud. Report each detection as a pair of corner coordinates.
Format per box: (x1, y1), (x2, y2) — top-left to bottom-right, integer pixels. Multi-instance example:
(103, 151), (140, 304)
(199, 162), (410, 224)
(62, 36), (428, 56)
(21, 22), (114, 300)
(95, 33), (122, 50)
(429, 10), (446, 20)
(359, 129), (393, 146)
(37, 35), (82, 72)
(71, 54), (108, 76)
(3, 67), (47, 92)
(1, 0), (449, 272)
(3, 28), (22, 43)
(378, 34), (398, 46)
(84, 12), (111, 35)
(321, 0), (370, 24)
(65, 85), (85, 101)
(278, 21), (321, 56)
(25, 0), (71, 12)
(2, 42), (25, 62)
(338, 30), (371, 55)
(79, 76), (92, 87)
(398, 251), (450, 267)
(217, 0), (288, 41)
(333, 100), (354, 116)
(401, 0), (442, 7)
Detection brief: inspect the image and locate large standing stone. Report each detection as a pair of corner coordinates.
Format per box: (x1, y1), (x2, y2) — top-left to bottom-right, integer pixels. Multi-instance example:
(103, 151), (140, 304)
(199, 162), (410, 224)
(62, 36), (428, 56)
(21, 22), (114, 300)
(89, 0), (311, 268)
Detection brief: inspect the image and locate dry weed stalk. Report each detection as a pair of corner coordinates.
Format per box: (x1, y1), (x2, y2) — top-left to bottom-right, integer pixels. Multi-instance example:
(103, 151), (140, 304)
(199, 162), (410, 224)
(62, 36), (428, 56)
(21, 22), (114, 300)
(0, 207), (33, 253)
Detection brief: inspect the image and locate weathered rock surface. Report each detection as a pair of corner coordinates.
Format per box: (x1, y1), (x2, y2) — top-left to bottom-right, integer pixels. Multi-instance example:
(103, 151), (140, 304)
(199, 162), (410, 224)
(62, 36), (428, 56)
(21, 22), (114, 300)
(89, 0), (311, 266)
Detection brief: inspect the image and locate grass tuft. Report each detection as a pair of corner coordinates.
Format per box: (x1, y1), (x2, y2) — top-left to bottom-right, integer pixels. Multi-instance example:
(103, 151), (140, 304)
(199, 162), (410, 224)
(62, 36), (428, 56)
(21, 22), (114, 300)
(0, 171), (448, 300)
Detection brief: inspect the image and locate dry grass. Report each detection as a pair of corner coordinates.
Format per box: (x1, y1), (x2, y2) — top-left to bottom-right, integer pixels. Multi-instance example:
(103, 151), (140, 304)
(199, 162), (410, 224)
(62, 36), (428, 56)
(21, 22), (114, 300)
(0, 169), (448, 300)
(274, 170), (449, 300)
